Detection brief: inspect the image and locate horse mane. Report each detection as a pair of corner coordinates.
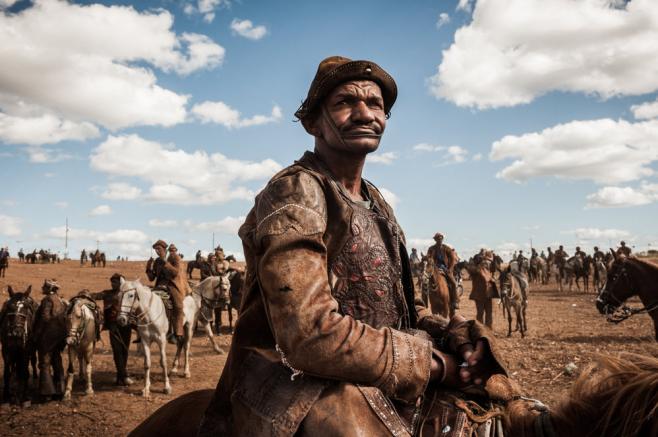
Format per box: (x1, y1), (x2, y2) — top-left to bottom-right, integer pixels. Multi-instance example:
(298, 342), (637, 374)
(550, 353), (658, 436)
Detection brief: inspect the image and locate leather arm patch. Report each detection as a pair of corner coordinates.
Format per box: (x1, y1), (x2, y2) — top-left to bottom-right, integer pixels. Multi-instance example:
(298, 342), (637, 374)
(375, 328), (433, 404)
(255, 171), (327, 243)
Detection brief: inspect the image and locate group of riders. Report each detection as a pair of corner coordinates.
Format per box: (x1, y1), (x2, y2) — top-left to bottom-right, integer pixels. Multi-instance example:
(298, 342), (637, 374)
(0, 239), (238, 403)
(408, 232), (633, 329)
(14, 248), (60, 264)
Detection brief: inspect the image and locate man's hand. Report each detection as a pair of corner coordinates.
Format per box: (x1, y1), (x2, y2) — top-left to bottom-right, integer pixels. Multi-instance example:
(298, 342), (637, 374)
(457, 339), (495, 385)
(146, 257), (153, 270)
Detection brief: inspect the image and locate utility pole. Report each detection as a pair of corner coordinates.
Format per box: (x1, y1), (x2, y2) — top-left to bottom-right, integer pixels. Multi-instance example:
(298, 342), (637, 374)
(64, 217), (69, 260)
(212, 232), (215, 251)
(96, 239), (100, 251)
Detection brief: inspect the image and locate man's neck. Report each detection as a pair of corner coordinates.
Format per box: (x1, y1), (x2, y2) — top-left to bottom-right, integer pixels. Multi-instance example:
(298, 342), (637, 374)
(314, 145), (366, 201)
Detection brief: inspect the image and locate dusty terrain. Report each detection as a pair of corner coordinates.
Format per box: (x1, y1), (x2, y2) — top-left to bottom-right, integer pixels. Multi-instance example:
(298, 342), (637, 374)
(1, 259), (657, 436)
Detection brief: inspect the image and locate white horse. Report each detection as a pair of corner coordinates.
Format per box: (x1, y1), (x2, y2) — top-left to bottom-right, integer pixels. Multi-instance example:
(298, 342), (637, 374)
(117, 278), (171, 398)
(170, 275), (230, 378)
(63, 295), (97, 400)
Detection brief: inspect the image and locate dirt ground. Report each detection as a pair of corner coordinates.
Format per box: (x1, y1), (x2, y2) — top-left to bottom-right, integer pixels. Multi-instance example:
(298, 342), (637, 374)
(1, 259), (657, 436)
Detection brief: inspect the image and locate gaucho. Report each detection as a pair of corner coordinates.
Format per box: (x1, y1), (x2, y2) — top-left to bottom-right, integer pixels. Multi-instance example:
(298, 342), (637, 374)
(198, 56), (509, 436)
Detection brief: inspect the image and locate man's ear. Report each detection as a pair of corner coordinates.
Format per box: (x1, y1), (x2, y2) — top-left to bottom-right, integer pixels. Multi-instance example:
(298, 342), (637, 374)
(302, 114), (323, 138)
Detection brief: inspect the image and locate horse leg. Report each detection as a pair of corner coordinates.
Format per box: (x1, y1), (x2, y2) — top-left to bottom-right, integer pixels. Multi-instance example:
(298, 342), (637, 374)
(18, 351), (30, 407)
(64, 347), (75, 400)
(506, 301), (513, 337)
(159, 335), (172, 395)
(84, 346), (94, 395)
(228, 304), (234, 332)
(2, 353), (11, 404)
(141, 340), (151, 398)
(203, 320), (223, 355)
(171, 337), (182, 375)
(184, 324), (192, 378)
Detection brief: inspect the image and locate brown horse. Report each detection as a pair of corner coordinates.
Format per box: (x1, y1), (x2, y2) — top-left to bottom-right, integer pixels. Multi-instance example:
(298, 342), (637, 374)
(129, 352), (658, 436)
(596, 253), (658, 340)
(90, 250), (106, 268)
(425, 261), (452, 318)
(499, 267), (528, 337)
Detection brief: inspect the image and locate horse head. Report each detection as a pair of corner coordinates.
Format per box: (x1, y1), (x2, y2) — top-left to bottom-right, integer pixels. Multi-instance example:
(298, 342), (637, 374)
(117, 278), (143, 327)
(2, 285), (34, 344)
(65, 297), (91, 346)
(596, 255), (635, 315)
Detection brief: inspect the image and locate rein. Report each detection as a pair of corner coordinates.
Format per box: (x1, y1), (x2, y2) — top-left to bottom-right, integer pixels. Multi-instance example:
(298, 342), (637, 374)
(193, 279), (228, 323)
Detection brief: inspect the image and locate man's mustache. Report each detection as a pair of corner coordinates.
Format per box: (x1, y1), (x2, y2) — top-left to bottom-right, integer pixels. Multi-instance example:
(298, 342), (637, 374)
(340, 123), (382, 137)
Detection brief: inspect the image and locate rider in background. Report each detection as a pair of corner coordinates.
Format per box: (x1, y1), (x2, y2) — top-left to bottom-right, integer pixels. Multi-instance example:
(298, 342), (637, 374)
(427, 232), (459, 310)
(617, 241), (632, 257)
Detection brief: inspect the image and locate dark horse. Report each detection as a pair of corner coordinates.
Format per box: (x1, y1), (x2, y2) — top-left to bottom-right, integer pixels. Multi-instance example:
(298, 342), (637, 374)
(130, 352), (658, 437)
(0, 251), (8, 277)
(596, 252), (658, 341)
(1, 286), (38, 406)
(90, 250), (106, 268)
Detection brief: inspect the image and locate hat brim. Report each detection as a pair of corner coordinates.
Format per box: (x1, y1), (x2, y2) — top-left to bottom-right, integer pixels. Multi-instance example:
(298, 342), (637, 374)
(295, 60), (397, 120)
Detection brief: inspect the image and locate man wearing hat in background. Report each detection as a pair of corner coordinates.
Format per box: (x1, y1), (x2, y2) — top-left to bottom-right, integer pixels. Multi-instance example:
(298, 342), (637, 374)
(146, 240), (189, 343)
(33, 279), (67, 401)
(199, 56), (506, 436)
(92, 273), (133, 386)
(469, 251), (499, 328)
(426, 232), (459, 311)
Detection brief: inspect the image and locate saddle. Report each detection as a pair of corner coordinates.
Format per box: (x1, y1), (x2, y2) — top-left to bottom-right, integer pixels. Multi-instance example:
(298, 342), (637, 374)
(69, 294), (102, 341)
(152, 287), (174, 326)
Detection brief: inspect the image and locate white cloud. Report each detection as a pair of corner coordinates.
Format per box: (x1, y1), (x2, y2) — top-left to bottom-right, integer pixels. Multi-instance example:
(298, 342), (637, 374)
(407, 238), (434, 253)
(185, 216), (245, 234)
(0, 0), (225, 142)
(379, 188), (399, 209)
(44, 172), (55, 178)
(148, 219), (178, 228)
(45, 225), (150, 259)
(436, 12), (450, 29)
(456, 0), (473, 13)
(631, 99), (658, 120)
(585, 183), (658, 208)
(101, 182), (142, 200)
(472, 153), (483, 161)
(90, 134), (282, 205)
(192, 101), (282, 129)
(25, 146), (74, 163)
(367, 151), (398, 165)
(89, 205), (112, 216)
(54, 201), (68, 209)
(413, 143), (469, 165)
(230, 18), (268, 40)
(0, 113), (100, 145)
(491, 118), (658, 184)
(0, 215), (21, 237)
(183, 0), (229, 23)
(566, 228), (632, 241)
(431, 0), (658, 109)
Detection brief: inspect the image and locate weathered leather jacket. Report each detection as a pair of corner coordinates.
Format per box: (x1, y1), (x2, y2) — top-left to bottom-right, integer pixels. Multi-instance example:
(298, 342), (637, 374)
(199, 152), (480, 436)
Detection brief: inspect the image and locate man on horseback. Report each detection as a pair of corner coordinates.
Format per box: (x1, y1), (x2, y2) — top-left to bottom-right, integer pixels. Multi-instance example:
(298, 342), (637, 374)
(146, 240), (189, 344)
(212, 246), (230, 274)
(554, 245), (568, 279)
(200, 253), (220, 280)
(91, 273), (133, 386)
(199, 56), (508, 436)
(427, 232), (459, 310)
(617, 240), (632, 256)
(575, 246), (586, 260)
(33, 279), (67, 401)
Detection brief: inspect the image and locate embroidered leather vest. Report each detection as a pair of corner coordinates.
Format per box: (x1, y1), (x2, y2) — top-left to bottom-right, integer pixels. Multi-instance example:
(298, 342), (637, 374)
(326, 182), (406, 330)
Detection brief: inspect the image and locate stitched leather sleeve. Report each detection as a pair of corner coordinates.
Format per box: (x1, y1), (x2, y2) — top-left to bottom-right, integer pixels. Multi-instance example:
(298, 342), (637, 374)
(255, 171), (327, 243)
(256, 171), (431, 403)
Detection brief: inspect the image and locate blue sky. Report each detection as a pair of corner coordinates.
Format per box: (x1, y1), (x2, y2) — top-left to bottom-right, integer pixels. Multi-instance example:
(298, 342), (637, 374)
(1, 0), (657, 260)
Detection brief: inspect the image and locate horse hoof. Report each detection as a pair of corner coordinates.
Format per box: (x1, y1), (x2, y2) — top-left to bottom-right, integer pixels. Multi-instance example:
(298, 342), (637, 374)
(85, 390), (94, 396)
(184, 372), (191, 379)
(164, 386), (172, 395)
(21, 400), (31, 408)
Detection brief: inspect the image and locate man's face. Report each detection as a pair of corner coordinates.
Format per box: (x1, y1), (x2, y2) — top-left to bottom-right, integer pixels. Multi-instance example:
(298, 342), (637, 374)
(155, 246), (166, 257)
(311, 80), (386, 155)
(111, 279), (121, 291)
